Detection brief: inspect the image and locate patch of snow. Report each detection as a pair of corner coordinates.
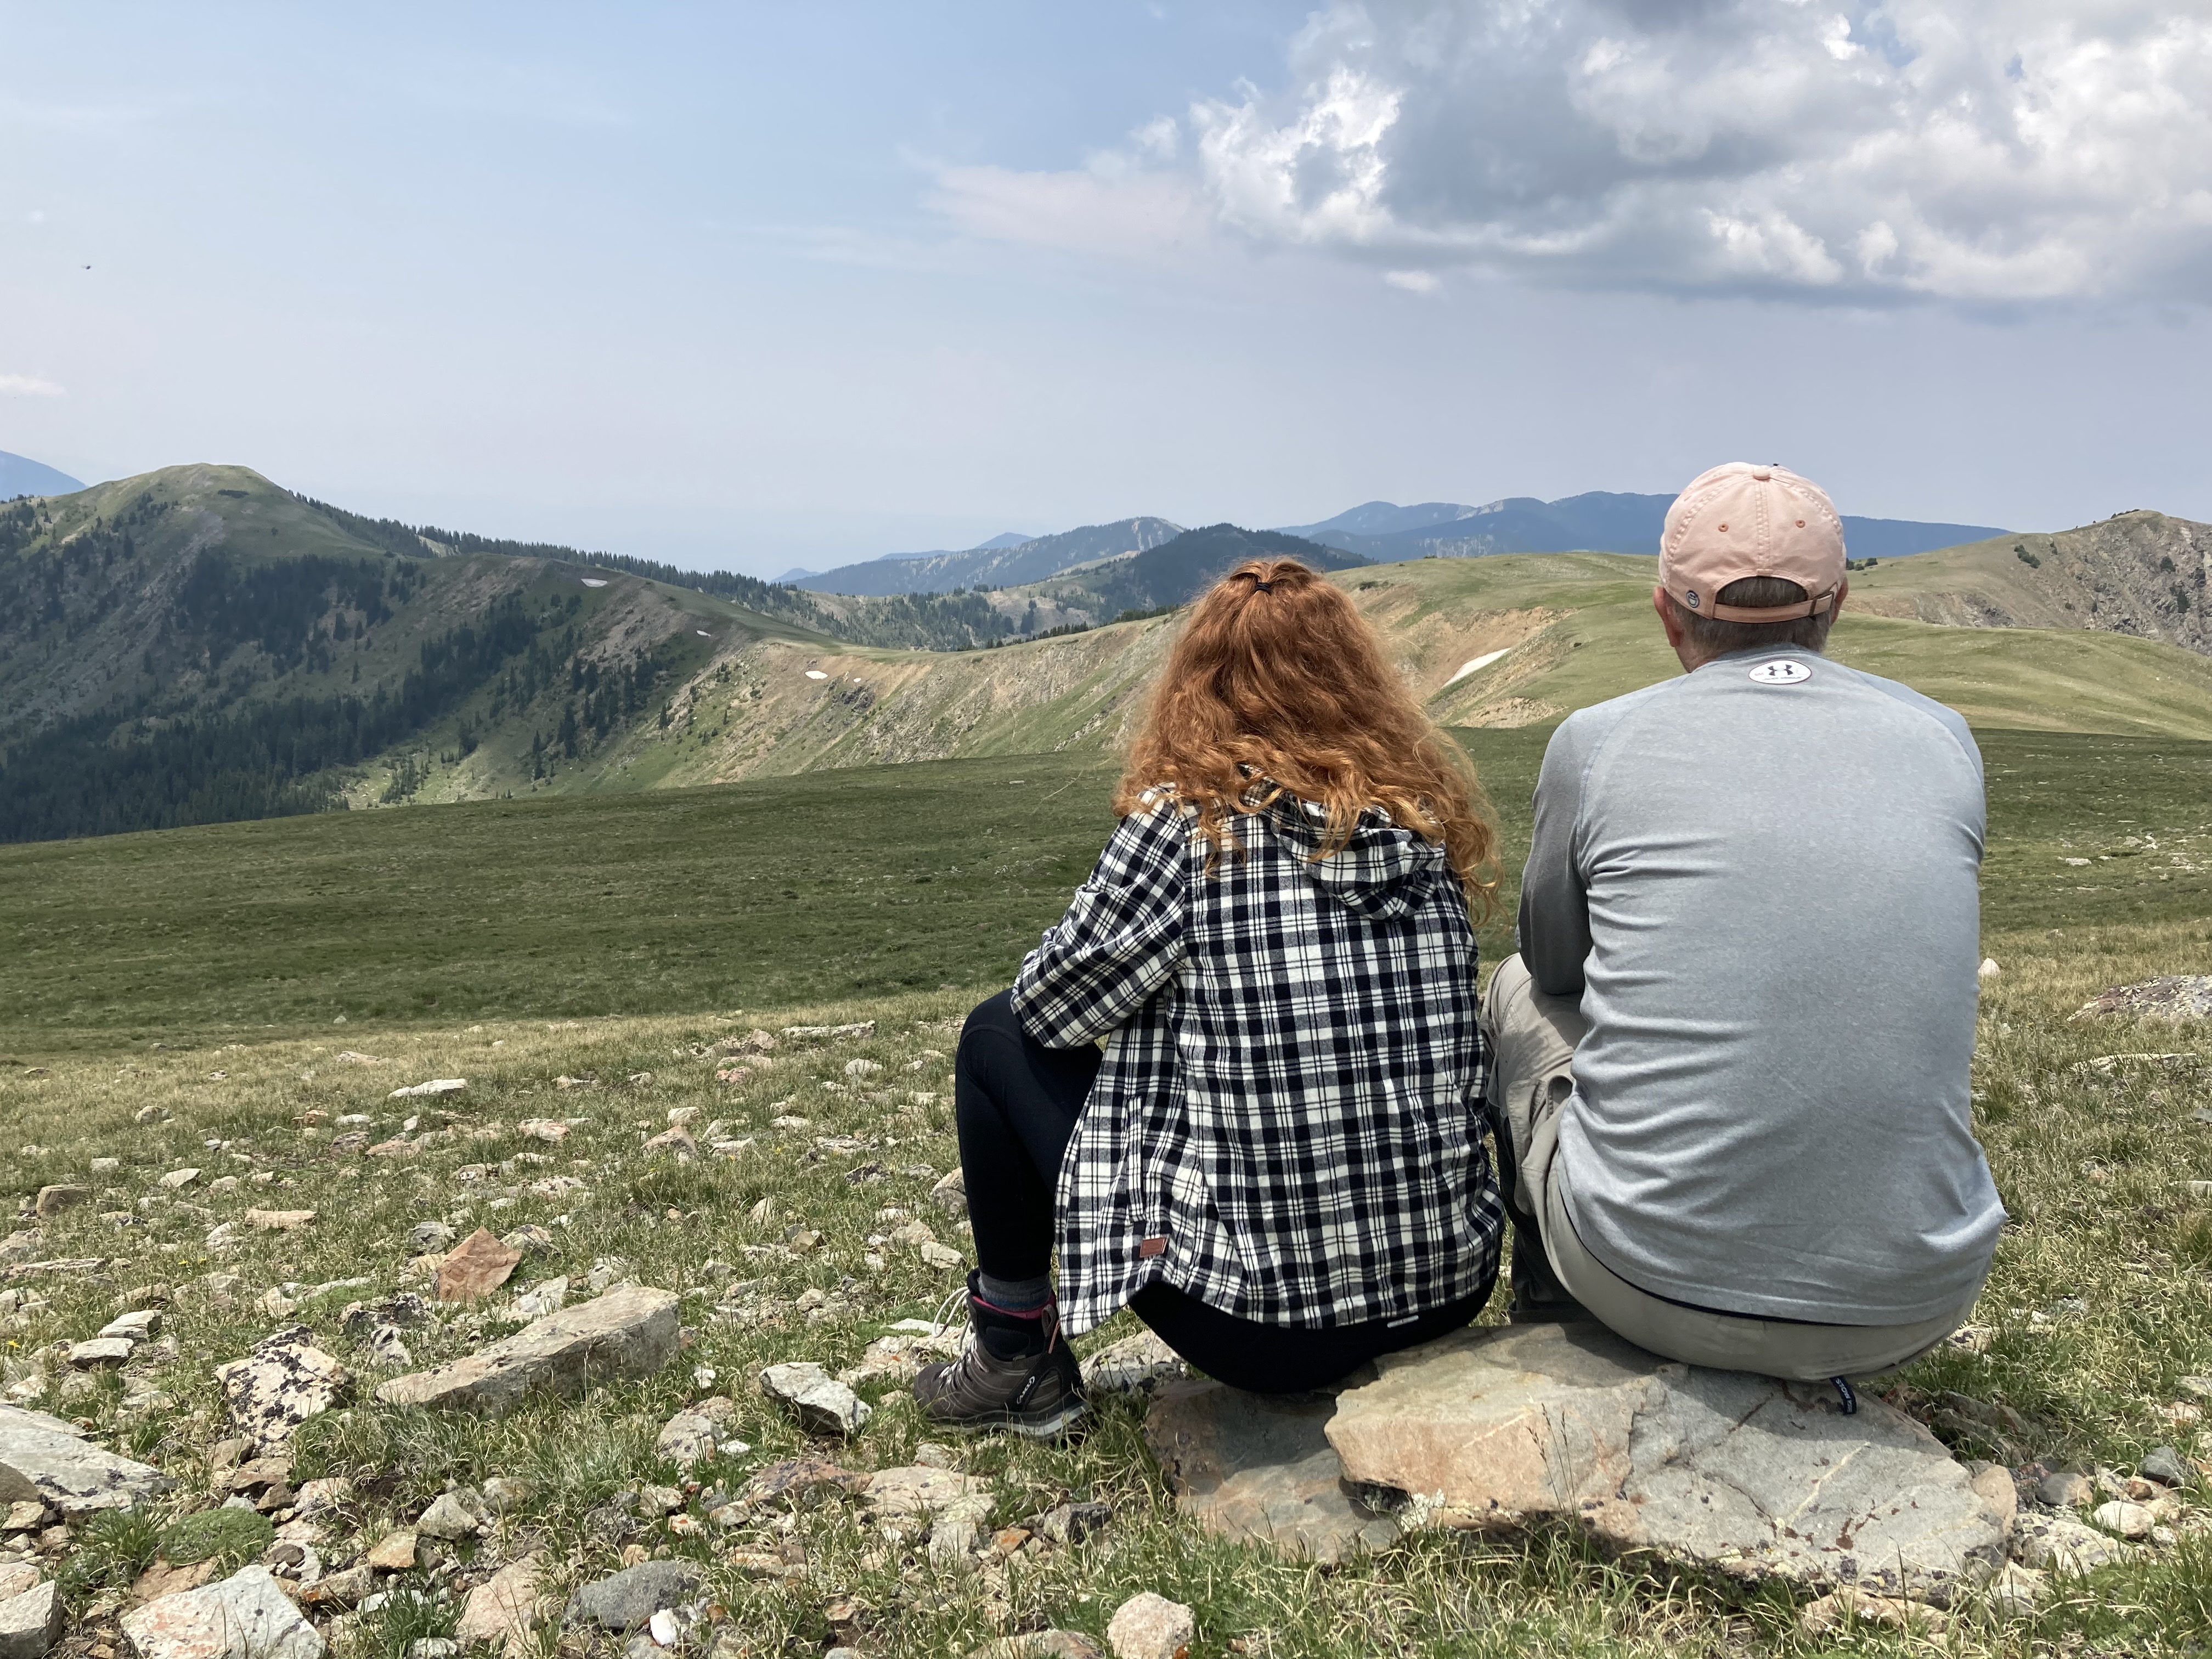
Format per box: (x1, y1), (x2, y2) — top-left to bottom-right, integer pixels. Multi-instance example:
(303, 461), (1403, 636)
(805, 670), (830, 680)
(1443, 648), (1512, 688)
(580, 578), (608, 588)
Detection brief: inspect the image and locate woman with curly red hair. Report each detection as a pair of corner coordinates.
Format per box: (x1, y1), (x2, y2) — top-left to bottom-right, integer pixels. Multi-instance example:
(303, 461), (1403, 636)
(915, 557), (1506, 1435)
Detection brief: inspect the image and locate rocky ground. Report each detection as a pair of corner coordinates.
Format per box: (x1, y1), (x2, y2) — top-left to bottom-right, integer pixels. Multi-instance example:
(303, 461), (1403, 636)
(2, 952), (2210, 1658)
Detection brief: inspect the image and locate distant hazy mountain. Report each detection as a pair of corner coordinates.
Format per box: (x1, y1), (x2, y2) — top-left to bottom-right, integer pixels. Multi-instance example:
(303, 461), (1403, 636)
(0, 450), (86, 499)
(1282, 493), (2010, 562)
(804, 518), (1182, 596)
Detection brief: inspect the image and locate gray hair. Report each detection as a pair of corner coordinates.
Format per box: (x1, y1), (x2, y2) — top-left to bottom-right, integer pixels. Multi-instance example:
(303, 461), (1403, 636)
(1664, 575), (1835, 655)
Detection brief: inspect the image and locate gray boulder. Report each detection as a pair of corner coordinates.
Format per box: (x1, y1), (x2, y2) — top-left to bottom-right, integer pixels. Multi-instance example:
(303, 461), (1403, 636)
(2073, 975), (2212, 1020)
(120, 1565), (324, 1659)
(1143, 1379), (1398, 1564)
(0, 1580), (61, 1659)
(214, 1328), (351, 1452)
(760, 1363), (871, 1436)
(564, 1560), (701, 1632)
(1323, 1323), (2008, 1601)
(376, 1285), (679, 1414)
(0, 1403), (170, 1516)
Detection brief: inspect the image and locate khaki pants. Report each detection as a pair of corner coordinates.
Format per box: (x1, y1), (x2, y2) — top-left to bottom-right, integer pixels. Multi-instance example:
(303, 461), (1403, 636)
(1478, 954), (1983, 1381)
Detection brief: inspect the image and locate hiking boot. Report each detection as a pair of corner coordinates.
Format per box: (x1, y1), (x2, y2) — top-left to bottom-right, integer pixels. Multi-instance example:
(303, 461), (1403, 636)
(913, 1276), (1086, 1438)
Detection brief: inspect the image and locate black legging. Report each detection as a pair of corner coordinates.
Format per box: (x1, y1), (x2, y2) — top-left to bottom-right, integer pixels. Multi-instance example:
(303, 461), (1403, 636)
(954, 990), (1492, 1394)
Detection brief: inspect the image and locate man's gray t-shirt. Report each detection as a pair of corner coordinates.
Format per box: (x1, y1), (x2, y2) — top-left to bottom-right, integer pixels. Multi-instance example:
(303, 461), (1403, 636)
(1519, 644), (2004, 1324)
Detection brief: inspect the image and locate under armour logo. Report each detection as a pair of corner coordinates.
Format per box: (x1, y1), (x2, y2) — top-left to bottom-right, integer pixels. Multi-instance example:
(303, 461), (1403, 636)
(1748, 659), (1813, 685)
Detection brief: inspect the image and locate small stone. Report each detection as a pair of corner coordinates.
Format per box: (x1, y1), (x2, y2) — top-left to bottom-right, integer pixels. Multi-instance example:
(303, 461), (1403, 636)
(737, 1456), (867, 1510)
(1988, 1563), (2046, 1619)
(481, 1476), (537, 1515)
(511, 1278), (569, 1320)
(2093, 1500), (2157, 1539)
(157, 1170), (201, 1190)
(89, 1157), (120, 1174)
(563, 1560), (701, 1633)
(414, 1488), (487, 1539)
(963, 1634), (1107, 1659)
(291, 1477), (351, 1516)
(2013, 1510), (2135, 1572)
(2040, 1470), (2094, 1508)
(1797, 1587), (1949, 1637)
(928, 1170), (967, 1215)
(1030, 1501), (1114, 1547)
(2179, 1375), (2212, 1401)
(912, 1442), (956, 1470)
(653, 1412), (719, 1468)
(99, 1311), (162, 1342)
(30, 1188), (86, 1220)
(2141, 1445), (2191, 1487)
(66, 1339), (134, 1369)
(388, 1079), (466, 1099)
(918, 1241), (964, 1273)
(117, 1566), (323, 1659)
(375, 1285), (680, 1415)
(404, 1223), (456, 1254)
(0, 1568), (36, 1603)
(299, 1564), (372, 1610)
(133, 1560), (221, 1604)
(0, 1579), (61, 1659)
(244, 1211), (314, 1233)
(646, 1610), (680, 1647)
(844, 1059), (882, 1078)
(1081, 1331), (1188, 1396)
(1106, 1592), (1196, 1659)
(435, 1229), (523, 1302)
(759, 1363), (871, 1436)
(454, 1553), (545, 1653)
(1977, 958), (2001, 980)
(213, 1329), (351, 1452)
(500, 1226), (557, 1257)
(408, 1641), (457, 1659)
(365, 1531), (418, 1572)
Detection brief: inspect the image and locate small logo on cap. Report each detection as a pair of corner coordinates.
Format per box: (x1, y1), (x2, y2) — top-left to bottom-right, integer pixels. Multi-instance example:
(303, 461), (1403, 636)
(1748, 659), (1812, 685)
(1685, 589), (1700, 608)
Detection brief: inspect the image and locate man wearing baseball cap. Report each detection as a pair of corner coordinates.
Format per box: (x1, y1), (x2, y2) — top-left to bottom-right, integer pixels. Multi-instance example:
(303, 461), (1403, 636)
(1480, 462), (2003, 1387)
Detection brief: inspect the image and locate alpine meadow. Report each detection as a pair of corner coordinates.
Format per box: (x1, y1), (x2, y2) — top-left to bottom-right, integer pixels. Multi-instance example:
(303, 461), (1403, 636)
(8, 9), (2212, 1654)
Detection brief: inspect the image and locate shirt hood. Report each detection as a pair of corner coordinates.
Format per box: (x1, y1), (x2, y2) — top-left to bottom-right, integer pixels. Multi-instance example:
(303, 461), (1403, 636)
(1267, 799), (1449, 921)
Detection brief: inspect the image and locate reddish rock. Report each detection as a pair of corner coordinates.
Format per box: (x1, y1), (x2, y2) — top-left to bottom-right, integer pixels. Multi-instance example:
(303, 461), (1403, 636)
(435, 1229), (523, 1302)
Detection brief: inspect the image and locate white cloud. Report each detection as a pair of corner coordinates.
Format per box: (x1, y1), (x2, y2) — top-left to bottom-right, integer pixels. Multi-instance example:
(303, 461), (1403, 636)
(950, 2), (2212, 304)
(0, 375), (64, 397)
(1384, 269), (1442, 292)
(927, 146), (1218, 264)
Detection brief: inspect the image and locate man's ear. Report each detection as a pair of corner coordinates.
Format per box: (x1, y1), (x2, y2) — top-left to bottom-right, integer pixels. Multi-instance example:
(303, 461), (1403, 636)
(1653, 584), (1684, 648)
(1831, 574), (1849, 622)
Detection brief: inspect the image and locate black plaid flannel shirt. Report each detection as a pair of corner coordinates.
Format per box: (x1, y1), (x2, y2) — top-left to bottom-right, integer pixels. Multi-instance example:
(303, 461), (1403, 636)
(1011, 792), (1503, 1335)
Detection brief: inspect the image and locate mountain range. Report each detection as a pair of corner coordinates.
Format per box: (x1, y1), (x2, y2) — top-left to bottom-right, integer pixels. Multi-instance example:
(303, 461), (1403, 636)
(0, 450), (84, 499)
(1276, 493), (2011, 562)
(0, 458), (2200, 850)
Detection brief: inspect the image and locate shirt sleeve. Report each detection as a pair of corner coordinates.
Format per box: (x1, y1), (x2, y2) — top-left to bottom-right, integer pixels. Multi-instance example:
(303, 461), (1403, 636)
(1011, 802), (1189, 1048)
(1518, 717), (1594, 998)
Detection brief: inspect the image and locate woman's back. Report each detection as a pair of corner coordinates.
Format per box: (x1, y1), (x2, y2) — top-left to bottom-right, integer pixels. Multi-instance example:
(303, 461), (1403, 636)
(1019, 790), (1499, 1333)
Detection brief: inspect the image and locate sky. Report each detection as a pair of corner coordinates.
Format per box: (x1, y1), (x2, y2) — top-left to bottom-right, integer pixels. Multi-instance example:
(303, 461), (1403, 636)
(4, 2), (2210, 576)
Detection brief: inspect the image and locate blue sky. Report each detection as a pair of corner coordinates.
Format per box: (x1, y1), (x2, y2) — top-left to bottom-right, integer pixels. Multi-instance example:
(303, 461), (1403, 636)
(4, 2), (2209, 574)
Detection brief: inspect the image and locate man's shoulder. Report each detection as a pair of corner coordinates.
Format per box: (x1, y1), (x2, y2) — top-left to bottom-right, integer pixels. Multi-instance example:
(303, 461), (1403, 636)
(1546, 677), (1685, 764)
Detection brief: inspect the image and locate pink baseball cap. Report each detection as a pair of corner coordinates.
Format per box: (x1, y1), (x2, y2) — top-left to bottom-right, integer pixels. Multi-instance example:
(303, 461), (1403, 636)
(1660, 462), (1846, 622)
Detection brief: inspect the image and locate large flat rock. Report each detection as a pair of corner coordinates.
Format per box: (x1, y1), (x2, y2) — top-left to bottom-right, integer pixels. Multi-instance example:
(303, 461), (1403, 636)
(0, 1404), (170, 1516)
(1143, 1379), (1399, 1564)
(120, 1566), (323, 1659)
(376, 1284), (679, 1414)
(1324, 1323), (2006, 1601)
(2074, 975), (2212, 1020)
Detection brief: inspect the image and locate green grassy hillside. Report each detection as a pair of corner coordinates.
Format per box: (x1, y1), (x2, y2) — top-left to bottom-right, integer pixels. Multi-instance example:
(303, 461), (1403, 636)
(5, 727), (2205, 1052)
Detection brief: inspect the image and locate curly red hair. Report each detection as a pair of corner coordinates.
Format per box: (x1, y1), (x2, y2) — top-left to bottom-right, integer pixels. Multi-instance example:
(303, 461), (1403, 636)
(1114, 558), (1498, 912)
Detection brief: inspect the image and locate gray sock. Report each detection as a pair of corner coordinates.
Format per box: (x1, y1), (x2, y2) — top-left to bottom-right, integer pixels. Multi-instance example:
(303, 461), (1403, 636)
(976, 1273), (1052, 1315)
